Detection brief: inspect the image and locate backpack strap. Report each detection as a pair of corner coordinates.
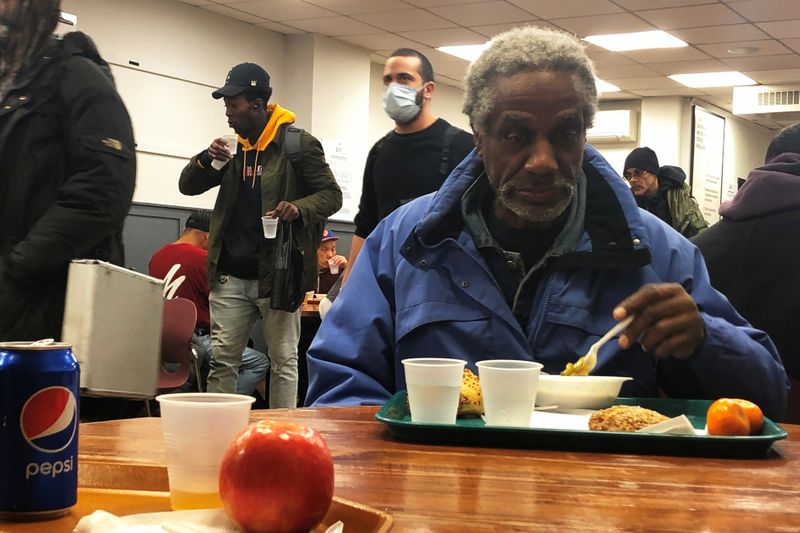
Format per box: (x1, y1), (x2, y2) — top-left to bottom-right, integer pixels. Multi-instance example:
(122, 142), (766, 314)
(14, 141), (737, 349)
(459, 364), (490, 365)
(283, 125), (304, 181)
(439, 124), (459, 178)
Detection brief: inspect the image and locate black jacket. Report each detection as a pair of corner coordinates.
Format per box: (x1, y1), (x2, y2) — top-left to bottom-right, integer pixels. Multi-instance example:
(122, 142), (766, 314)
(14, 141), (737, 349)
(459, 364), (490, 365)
(0, 35), (136, 341)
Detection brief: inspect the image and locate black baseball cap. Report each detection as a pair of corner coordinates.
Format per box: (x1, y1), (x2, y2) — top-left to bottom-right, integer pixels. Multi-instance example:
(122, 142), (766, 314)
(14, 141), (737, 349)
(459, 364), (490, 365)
(212, 63), (270, 100)
(186, 210), (212, 232)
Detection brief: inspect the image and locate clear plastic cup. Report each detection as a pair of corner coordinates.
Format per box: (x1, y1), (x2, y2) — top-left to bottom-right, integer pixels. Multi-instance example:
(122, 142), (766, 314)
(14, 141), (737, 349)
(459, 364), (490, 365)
(210, 135), (237, 170)
(156, 393), (255, 510)
(261, 216), (278, 239)
(328, 259), (339, 275)
(402, 358), (466, 424)
(476, 360), (543, 427)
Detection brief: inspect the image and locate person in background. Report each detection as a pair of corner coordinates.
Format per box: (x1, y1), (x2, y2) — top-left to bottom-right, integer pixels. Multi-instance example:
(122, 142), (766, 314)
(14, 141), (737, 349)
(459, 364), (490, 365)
(0, 0), (135, 341)
(304, 26), (787, 421)
(344, 48), (474, 283)
(623, 147), (707, 238)
(179, 62), (342, 407)
(148, 210), (268, 396)
(693, 123), (800, 421)
(317, 228), (346, 294)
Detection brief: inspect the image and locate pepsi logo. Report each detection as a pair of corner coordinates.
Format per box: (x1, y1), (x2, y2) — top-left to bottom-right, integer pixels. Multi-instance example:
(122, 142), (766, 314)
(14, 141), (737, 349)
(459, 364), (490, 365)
(20, 386), (77, 453)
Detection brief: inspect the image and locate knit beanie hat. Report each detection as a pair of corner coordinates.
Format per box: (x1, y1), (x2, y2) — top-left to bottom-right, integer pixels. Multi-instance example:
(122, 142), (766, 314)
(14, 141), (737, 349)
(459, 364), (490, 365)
(624, 147), (660, 175)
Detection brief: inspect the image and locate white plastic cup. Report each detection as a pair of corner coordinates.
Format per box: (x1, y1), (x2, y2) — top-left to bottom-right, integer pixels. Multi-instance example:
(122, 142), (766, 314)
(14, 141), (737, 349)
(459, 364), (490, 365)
(223, 135), (238, 156)
(402, 358), (466, 424)
(328, 258), (339, 275)
(210, 135), (237, 170)
(476, 360), (543, 427)
(156, 393), (255, 510)
(261, 216), (278, 239)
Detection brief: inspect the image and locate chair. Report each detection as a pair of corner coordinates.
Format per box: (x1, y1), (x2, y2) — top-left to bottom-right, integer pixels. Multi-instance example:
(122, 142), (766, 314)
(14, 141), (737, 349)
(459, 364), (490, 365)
(144, 297), (197, 416)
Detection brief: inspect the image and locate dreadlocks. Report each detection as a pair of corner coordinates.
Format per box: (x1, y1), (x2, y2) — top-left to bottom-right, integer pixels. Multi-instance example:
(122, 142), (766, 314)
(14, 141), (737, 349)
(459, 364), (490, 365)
(0, 0), (61, 103)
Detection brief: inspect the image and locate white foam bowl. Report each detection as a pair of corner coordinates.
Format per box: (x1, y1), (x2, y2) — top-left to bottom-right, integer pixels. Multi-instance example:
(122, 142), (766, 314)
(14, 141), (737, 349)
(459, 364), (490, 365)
(535, 375), (632, 410)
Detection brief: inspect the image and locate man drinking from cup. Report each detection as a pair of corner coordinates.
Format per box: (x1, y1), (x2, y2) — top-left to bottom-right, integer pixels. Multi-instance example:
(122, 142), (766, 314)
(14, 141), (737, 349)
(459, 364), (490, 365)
(304, 27), (788, 421)
(179, 63), (342, 407)
(316, 228), (347, 294)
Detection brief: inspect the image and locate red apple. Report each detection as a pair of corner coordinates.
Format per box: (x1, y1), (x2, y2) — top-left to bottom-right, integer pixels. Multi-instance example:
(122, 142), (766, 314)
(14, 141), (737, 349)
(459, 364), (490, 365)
(219, 420), (334, 533)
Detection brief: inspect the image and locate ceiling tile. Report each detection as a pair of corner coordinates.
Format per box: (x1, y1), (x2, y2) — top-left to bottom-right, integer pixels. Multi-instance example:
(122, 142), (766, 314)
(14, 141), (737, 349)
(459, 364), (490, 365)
(631, 88), (707, 97)
(223, 0), (338, 21)
(697, 39), (791, 58)
(433, 60), (470, 80)
(399, 27), (487, 47)
(699, 87), (735, 98)
(599, 91), (639, 100)
(756, 20), (800, 39)
(552, 13), (655, 36)
(606, 76), (684, 90)
(200, 4), (270, 23)
(783, 38), (800, 54)
(587, 51), (636, 67)
(596, 64), (662, 79)
(178, 0), (215, 5)
(336, 33), (424, 51)
(471, 21), (558, 37)
(402, 0), (486, 6)
(669, 24), (770, 44)
(743, 68), (800, 83)
(725, 0), (800, 23)
(352, 8), (459, 31)
(646, 58), (732, 75)
(619, 46), (712, 63)
(254, 20), (306, 33)
(636, 4), (746, 30)
(376, 44), (468, 65)
(429, 1), (534, 26)
(302, 0), (409, 15)
(612, 0), (717, 9)
(723, 53), (800, 70)
(281, 15), (381, 35)
(506, 0), (623, 19)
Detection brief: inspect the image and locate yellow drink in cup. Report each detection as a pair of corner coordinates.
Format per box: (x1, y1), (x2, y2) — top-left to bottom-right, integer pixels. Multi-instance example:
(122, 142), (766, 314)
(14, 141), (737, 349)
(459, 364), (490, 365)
(156, 393), (255, 510)
(169, 489), (224, 511)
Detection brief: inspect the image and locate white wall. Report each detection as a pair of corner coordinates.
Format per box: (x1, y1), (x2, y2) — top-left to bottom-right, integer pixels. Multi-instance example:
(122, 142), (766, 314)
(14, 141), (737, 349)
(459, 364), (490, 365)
(62, 0), (286, 209)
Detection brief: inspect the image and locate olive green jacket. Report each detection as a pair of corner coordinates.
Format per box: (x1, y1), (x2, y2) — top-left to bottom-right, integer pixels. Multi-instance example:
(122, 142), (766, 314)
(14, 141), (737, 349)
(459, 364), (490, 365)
(667, 182), (708, 238)
(179, 124), (342, 297)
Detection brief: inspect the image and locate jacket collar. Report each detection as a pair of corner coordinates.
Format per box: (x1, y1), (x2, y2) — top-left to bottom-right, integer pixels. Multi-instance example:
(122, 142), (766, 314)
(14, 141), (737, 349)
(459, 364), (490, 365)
(405, 145), (651, 270)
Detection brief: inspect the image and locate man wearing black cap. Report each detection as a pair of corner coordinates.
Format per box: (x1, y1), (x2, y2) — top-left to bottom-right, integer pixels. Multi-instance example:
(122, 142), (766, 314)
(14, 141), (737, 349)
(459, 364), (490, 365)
(149, 211), (268, 396)
(623, 147), (707, 238)
(179, 63), (342, 407)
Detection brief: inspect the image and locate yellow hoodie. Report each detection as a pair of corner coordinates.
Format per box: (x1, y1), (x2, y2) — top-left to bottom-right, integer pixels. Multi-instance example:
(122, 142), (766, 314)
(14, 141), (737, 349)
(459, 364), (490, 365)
(239, 104), (296, 187)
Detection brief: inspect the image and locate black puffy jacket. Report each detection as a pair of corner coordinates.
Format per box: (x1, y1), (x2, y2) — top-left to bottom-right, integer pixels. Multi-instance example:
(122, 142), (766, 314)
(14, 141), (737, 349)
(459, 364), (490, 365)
(0, 35), (136, 341)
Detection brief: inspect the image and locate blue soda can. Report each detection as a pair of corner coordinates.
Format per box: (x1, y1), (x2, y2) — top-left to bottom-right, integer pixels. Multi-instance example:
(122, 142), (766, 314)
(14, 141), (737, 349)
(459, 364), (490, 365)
(0, 340), (80, 520)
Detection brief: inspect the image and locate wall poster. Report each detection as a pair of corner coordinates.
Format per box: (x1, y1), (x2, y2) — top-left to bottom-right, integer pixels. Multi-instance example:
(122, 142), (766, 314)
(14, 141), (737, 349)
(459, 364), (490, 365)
(690, 106), (726, 224)
(321, 138), (362, 223)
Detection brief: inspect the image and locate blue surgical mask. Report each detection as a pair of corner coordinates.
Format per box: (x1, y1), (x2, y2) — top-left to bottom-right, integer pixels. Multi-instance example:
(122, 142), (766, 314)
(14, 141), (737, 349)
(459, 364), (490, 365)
(382, 83), (422, 124)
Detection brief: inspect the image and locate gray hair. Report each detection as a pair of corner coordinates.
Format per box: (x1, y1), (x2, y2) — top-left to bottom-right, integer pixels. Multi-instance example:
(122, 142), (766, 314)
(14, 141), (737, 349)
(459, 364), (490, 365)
(463, 26), (598, 133)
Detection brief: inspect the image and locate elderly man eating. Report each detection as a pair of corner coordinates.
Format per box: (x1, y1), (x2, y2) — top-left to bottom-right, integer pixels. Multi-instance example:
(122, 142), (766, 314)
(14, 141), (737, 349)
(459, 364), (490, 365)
(304, 27), (788, 420)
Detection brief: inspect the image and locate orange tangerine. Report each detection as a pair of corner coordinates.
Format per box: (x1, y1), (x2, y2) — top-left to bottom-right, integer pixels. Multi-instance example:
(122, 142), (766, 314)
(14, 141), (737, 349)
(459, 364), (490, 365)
(730, 399), (764, 434)
(706, 398), (750, 436)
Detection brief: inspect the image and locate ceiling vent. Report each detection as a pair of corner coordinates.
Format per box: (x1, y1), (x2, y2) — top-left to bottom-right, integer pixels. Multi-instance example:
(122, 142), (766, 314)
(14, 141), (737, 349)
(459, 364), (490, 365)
(587, 109), (639, 143)
(733, 85), (800, 123)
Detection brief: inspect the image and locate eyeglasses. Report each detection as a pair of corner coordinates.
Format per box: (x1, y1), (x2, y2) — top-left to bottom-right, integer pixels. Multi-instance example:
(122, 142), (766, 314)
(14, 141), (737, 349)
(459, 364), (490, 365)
(623, 169), (650, 181)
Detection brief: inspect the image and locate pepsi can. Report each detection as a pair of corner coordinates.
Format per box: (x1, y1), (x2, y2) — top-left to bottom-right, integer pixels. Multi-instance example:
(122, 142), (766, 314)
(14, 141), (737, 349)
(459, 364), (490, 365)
(0, 341), (80, 520)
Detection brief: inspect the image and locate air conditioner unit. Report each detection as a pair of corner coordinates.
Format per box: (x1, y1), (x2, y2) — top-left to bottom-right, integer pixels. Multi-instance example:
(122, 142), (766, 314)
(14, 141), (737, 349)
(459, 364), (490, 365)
(733, 85), (800, 122)
(587, 109), (639, 143)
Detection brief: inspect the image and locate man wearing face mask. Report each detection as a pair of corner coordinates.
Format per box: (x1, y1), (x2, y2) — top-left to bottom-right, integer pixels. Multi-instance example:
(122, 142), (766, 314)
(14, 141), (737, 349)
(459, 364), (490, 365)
(0, 0), (136, 341)
(344, 48), (474, 283)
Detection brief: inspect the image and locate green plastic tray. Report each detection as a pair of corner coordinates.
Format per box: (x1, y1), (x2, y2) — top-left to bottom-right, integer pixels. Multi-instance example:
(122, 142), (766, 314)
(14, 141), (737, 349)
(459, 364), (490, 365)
(375, 391), (788, 458)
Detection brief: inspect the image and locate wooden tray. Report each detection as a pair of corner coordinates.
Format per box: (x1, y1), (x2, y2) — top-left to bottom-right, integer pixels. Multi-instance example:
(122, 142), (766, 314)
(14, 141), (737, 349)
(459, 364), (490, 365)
(0, 488), (391, 533)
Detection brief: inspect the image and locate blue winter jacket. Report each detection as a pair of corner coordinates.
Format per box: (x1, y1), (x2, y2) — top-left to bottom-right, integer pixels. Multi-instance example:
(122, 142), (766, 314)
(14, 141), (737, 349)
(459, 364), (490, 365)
(306, 146), (788, 420)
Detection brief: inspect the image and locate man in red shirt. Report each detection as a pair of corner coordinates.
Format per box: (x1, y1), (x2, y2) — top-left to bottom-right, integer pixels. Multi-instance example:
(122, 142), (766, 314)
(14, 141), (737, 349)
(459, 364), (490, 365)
(149, 211), (267, 394)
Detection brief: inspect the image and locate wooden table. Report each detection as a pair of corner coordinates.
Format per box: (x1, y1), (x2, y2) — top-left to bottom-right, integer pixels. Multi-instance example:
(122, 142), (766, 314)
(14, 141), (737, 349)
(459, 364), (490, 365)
(70, 407), (800, 531)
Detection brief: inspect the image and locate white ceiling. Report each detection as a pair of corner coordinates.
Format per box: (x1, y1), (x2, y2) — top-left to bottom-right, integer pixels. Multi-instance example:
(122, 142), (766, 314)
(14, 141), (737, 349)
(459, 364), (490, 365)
(178, 0), (800, 129)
